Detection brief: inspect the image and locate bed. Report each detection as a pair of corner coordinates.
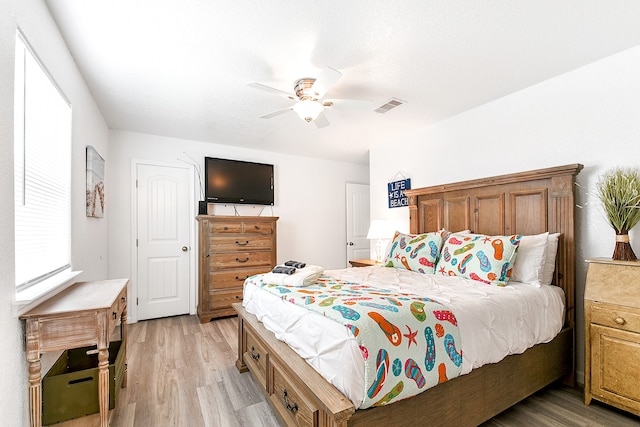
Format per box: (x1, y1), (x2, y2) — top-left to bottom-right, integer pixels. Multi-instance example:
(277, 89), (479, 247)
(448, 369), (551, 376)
(233, 163), (583, 427)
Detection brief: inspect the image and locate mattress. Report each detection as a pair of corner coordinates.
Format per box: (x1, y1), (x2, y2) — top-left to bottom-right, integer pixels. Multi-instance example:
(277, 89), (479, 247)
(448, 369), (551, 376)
(242, 265), (565, 409)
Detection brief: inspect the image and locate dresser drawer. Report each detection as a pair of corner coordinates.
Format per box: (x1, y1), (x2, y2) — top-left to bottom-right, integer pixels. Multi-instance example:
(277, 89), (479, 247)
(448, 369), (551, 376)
(243, 221), (274, 235)
(208, 220), (274, 235)
(244, 327), (269, 389)
(209, 235), (273, 252)
(210, 267), (270, 290)
(269, 359), (318, 427)
(209, 289), (243, 310)
(209, 221), (244, 234)
(209, 251), (273, 269)
(108, 297), (120, 332)
(591, 302), (640, 333)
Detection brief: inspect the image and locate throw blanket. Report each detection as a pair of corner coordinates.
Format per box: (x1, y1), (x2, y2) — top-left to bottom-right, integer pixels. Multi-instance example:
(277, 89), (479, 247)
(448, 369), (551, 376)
(247, 274), (463, 408)
(261, 264), (324, 287)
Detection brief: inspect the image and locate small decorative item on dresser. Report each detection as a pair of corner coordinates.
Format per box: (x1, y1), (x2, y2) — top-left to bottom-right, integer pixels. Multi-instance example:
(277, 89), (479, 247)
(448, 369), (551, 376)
(595, 167), (640, 261)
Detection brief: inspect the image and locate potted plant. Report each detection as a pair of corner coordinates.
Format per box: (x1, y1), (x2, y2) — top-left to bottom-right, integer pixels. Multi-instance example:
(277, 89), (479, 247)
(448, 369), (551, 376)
(595, 167), (640, 261)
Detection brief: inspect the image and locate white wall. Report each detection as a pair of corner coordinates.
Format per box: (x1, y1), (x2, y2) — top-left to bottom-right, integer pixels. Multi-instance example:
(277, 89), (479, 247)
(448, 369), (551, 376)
(369, 45), (640, 385)
(108, 130), (369, 321)
(0, 0), (110, 425)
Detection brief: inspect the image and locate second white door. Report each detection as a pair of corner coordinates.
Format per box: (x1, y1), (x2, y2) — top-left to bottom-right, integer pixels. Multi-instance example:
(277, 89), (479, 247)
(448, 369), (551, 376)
(346, 183), (370, 265)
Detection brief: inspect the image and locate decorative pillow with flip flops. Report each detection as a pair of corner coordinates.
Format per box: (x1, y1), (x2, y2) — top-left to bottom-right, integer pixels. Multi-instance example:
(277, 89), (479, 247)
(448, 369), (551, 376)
(384, 231), (445, 274)
(435, 233), (521, 286)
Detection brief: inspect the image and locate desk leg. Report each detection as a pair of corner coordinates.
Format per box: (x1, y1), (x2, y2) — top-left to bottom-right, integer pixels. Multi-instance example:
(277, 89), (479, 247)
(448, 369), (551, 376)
(25, 319), (42, 427)
(98, 347), (109, 427)
(121, 304), (128, 388)
(27, 357), (42, 427)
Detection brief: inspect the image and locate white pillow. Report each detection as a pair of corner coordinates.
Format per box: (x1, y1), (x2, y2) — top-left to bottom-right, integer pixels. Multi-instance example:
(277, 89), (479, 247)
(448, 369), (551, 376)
(510, 232), (549, 284)
(541, 233), (560, 285)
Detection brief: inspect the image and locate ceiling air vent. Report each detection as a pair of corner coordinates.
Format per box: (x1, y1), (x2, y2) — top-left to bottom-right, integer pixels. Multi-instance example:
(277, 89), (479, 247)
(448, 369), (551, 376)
(375, 98), (406, 114)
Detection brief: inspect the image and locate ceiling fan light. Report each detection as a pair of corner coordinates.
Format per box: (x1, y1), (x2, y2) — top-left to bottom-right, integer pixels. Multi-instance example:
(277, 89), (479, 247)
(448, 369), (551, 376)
(293, 99), (324, 122)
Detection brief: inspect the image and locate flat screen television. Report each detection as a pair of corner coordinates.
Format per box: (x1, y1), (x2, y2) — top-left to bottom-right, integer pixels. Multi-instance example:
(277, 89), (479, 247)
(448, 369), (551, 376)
(204, 157), (274, 205)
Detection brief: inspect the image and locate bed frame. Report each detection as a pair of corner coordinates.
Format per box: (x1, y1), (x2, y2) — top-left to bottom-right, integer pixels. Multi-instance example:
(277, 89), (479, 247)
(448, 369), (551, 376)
(234, 163), (583, 427)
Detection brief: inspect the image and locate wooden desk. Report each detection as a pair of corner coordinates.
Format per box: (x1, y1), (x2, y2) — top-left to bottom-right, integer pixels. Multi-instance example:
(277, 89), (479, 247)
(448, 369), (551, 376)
(20, 279), (129, 427)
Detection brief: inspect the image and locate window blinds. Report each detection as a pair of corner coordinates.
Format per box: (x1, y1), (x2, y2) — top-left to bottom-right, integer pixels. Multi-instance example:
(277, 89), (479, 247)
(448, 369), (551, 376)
(14, 34), (72, 290)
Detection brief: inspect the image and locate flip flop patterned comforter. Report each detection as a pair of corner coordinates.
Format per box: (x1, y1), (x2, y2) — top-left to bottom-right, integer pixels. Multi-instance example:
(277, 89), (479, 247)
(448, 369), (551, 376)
(246, 274), (462, 408)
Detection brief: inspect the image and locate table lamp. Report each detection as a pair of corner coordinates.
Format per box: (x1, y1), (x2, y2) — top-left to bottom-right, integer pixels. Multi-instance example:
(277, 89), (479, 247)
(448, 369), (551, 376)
(367, 219), (392, 263)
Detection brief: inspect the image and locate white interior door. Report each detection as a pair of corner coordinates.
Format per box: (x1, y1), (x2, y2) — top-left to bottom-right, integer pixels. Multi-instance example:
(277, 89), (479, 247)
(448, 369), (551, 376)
(346, 183), (370, 265)
(136, 163), (191, 320)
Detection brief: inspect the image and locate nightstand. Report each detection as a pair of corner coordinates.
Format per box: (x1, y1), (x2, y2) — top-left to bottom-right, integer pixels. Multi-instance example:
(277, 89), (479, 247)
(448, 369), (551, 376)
(349, 259), (381, 267)
(584, 258), (640, 417)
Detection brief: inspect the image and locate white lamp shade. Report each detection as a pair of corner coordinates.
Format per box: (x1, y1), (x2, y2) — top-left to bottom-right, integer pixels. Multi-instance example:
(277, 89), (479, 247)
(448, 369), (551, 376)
(293, 99), (324, 122)
(367, 219), (392, 240)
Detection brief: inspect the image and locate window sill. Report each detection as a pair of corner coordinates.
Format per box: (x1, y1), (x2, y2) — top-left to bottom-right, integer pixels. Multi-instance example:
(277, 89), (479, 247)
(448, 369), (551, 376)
(14, 269), (83, 317)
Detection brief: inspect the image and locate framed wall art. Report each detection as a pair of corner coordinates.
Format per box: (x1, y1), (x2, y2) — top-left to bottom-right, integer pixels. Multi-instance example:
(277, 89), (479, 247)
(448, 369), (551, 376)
(86, 145), (105, 217)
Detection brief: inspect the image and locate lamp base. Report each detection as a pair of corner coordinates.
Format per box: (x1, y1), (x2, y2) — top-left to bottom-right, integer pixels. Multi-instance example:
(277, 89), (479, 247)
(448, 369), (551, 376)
(375, 239), (385, 263)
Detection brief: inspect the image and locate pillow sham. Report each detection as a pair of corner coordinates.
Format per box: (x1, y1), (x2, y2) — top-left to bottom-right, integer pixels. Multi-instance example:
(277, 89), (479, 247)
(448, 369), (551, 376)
(384, 230), (444, 274)
(510, 232), (549, 284)
(436, 233), (521, 286)
(541, 233), (560, 285)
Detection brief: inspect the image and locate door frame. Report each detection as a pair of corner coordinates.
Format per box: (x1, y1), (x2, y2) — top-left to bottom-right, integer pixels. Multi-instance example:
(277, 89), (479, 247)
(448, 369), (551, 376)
(129, 158), (197, 323)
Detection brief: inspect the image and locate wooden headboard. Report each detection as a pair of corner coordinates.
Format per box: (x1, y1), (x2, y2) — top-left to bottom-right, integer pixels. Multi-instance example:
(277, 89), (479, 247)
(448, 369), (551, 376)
(404, 164), (583, 328)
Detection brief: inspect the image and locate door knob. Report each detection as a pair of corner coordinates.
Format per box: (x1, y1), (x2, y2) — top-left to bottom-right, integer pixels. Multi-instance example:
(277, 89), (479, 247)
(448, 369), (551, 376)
(182, 246), (188, 252)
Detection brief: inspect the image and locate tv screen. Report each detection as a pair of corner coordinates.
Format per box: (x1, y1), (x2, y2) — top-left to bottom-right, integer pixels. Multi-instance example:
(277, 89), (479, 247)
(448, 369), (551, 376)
(204, 157), (274, 205)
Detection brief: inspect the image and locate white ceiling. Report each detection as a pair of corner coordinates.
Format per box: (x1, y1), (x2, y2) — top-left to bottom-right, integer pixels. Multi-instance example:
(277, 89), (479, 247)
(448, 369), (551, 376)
(45, 1), (640, 164)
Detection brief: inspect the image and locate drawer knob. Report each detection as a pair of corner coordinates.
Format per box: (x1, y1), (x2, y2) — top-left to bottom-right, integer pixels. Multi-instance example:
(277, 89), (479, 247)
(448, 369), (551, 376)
(121, 296), (126, 304)
(250, 346), (260, 361)
(236, 240), (249, 246)
(112, 312), (117, 320)
(615, 317), (626, 325)
(283, 389), (298, 412)
(236, 257), (250, 263)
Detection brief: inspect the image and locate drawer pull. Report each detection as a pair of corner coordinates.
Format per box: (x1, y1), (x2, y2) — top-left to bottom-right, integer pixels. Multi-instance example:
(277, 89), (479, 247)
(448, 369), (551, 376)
(236, 257), (250, 263)
(112, 312), (117, 320)
(254, 225), (261, 230)
(283, 389), (298, 412)
(236, 240), (249, 246)
(250, 346), (260, 361)
(235, 275), (249, 281)
(615, 317), (626, 325)
(121, 296), (126, 304)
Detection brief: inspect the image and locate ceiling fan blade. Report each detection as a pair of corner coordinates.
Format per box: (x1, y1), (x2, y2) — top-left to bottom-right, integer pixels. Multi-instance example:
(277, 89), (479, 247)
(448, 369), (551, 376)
(310, 67), (342, 98)
(314, 111), (330, 128)
(259, 106), (293, 119)
(323, 98), (373, 110)
(248, 82), (296, 100)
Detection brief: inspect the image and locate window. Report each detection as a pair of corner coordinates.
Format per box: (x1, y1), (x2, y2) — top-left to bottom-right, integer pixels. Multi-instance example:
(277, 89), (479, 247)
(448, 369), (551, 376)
(14, 31), (72, 292)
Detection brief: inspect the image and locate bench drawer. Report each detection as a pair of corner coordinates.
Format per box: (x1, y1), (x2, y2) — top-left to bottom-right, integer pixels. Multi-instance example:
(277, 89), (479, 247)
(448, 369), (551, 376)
(269, 358), (318, 427)
(244, 327), (268, 389)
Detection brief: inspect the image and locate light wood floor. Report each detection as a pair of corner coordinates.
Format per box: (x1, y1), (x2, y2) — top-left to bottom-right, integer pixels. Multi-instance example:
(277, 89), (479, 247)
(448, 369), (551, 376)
(52, 315), (640, 427)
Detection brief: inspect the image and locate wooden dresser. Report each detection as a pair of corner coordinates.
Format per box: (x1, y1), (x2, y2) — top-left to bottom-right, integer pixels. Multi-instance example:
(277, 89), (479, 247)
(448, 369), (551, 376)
(197, 215), (278, 322)
(584, 258), (640, 416)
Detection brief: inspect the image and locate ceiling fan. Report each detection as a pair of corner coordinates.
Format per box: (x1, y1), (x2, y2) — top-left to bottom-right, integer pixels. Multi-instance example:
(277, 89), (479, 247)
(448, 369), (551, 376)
(248, 67), (372, 128)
